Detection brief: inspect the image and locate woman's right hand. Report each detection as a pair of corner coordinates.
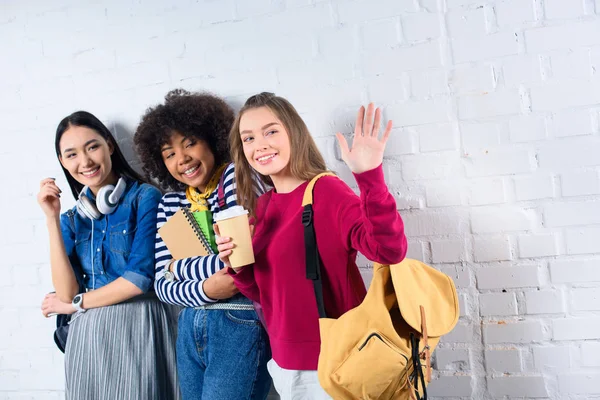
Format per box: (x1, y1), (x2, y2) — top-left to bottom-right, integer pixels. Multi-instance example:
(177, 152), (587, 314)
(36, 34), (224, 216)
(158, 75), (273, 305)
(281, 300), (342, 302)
(37, 178), (62, 218)
(214, 223), (255, 271)
(41, 292), (75, 317)
(203, 269), (239, 300)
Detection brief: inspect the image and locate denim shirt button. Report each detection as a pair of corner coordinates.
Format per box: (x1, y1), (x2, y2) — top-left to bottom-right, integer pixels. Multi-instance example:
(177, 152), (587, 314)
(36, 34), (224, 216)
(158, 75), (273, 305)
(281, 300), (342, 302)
(102, 230), (105, 234)
(123, 230), (127, 234)
(96, 248), (100, 252)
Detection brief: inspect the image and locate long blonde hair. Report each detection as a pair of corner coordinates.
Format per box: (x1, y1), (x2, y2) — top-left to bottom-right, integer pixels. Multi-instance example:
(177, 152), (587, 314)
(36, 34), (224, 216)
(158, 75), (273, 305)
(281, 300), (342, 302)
(229, 92), (328, 215)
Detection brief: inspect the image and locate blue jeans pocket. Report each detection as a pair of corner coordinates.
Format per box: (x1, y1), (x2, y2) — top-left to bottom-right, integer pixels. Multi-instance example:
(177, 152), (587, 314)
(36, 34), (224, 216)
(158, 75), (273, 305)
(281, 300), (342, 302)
(225, 309), (261, 326)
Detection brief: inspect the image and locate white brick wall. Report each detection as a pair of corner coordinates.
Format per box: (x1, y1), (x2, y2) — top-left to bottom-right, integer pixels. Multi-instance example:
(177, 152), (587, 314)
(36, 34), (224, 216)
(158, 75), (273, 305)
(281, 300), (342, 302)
(1, 0), (599, 399)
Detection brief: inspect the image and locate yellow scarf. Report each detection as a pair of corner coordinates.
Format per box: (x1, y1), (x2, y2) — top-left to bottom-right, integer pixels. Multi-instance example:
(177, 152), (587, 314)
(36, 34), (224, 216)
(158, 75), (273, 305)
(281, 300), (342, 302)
(185, 164), (228, 212)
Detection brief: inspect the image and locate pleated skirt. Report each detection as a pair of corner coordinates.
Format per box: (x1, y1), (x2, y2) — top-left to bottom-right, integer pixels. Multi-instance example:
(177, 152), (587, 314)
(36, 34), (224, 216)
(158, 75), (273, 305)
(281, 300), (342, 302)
(64, 292), (182, 400)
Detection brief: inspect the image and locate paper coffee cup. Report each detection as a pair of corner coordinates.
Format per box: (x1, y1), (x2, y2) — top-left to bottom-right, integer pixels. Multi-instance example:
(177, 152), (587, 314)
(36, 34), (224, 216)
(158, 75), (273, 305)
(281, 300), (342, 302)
(214, 206), (255, 268)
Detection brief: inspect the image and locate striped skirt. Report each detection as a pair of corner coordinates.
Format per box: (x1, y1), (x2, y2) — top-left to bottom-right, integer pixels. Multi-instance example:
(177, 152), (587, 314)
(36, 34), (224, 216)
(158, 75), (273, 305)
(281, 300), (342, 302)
(65, 292), (182, 400)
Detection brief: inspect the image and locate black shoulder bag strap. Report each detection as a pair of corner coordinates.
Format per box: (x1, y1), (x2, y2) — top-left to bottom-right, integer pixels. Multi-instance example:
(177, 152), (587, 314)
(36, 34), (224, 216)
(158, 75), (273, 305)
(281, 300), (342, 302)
(302, 172), (336, 319)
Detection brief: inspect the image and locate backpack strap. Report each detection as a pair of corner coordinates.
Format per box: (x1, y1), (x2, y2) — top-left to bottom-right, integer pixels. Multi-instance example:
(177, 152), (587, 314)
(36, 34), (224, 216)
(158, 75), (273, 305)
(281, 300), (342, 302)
(217, 165), (229, 210)
(302, 172), (336, 319)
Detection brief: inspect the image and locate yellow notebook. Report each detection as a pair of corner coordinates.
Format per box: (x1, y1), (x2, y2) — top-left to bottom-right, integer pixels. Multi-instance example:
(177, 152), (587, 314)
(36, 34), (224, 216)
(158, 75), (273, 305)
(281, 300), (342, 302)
(158, 208), (214, 259)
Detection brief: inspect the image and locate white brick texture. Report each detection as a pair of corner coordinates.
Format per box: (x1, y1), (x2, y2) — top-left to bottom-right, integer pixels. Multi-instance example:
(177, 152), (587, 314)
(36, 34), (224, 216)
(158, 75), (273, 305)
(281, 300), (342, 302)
(3, 1), (600, 399)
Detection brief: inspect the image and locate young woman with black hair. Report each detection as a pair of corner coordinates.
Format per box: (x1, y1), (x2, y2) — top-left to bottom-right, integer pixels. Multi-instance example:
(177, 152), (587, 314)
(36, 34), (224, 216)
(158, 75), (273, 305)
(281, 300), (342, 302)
(38, 111), (180, 400)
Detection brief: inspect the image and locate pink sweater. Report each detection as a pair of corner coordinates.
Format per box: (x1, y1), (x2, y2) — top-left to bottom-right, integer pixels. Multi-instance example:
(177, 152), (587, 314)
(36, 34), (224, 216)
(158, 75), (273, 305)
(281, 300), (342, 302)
(230, 165), (407, 370)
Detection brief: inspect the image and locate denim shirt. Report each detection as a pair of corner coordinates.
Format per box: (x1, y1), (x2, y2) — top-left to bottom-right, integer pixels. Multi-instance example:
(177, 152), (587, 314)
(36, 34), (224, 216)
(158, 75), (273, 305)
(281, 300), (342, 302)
(60, 179), (162, 292)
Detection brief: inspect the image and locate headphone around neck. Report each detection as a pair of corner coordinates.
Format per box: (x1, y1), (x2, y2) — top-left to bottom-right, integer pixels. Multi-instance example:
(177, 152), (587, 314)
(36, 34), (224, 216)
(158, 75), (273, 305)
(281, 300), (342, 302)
(76, 177), (127, 220)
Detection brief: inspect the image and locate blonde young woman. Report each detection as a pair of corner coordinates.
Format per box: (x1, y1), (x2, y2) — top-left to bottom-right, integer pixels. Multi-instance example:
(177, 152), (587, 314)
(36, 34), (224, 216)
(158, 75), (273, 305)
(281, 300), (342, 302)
(217, 93), (408, 399)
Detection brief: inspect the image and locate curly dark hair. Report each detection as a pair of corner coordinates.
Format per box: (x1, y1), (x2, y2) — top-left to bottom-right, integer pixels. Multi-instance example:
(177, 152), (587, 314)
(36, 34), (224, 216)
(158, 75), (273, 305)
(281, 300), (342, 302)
(134, 89), (235, 192)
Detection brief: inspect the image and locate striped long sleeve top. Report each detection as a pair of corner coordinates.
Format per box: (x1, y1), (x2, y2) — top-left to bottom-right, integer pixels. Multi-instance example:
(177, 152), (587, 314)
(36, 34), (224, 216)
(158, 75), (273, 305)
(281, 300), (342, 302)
(154, 163), (262, 307)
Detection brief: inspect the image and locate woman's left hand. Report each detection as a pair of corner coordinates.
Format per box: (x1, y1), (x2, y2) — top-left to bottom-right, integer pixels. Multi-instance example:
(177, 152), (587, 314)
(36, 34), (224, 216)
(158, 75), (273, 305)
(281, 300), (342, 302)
(41, 292), (75, 317)
(336, 103), (393, 174)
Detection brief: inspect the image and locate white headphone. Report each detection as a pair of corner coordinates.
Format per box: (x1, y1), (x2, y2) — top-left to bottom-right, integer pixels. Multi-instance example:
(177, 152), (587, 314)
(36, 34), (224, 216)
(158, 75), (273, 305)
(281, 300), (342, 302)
(76, 177), (127, 220)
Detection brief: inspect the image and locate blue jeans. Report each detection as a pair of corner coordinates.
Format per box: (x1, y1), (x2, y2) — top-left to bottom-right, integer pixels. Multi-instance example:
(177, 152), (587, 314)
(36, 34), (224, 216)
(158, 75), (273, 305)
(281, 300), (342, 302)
(176, 300), (272, 400)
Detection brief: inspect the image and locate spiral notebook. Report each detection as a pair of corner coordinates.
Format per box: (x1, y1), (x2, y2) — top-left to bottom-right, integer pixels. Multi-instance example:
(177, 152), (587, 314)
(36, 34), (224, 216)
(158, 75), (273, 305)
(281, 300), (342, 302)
(158, 207), (215, 259)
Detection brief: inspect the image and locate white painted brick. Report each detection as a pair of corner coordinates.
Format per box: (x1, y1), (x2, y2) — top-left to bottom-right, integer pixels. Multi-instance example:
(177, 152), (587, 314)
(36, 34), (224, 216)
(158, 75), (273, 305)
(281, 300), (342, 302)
(361, 20), (399, 52)
(480, 292), (518, 316)
(403, 210), (469, 236)
(388, 96), (451, 126)
(544, 201), (600, 227)
(442, 322), (474, 343)
(544, 0), (585, 20)
(477, 265), (541, 289)
(366, 76), (408, 104)
(401, 151), (461, 180)
(425, 182), (463, 207)
(337, 0), (416, 24)
(566, 227), (600, 255)
(473, 236), (512, 262)
(484, 321), (545, 344)
(509, 115), (547, 142)
(495, 0), (535, 27)
(549, 49), (592, 81)
(364, 41), (443, 75)
(551, 259), (600, 283)
(526, 290), (565, 314)
(471, 207), (536, 233)
(459, 293), (469, 317)
(488, 376), (548, 397)
(450, 64), (495, 94)
(401, 12), (441, 43)
(561, 171), (600, 197)
(458, 90), (521, 120)
(427, 376), (473, 397)
(485, 349), (522, 373)
(418, 123), (458, 152)
(440, 265), (472, 289)
(465, 150), (534, 178)
(382, 127), (419, 157)
(549, 108), (593, 138)
(581, 342), (600, 366)
(435, 348), (470, 370)
(530, 80), (600, 112)
(572, 288), (600, 311)
(452, 32), (519, 63)
(501, 55), (543, 87)
(537, 137), (600, 169)
(446, 8), (487, 37)
(431, 239), (466, 263)
(468, 178), (506, 206)
(405, 239), (426, 261)
(526, 20), (600, 53)
(518, 234), (559, 258)
(409, 69), (449, 98)
(235, 0), (285, 18)
(460, 121), (505, 153)
(553, 318), (600, 340)
(533, 346), (571, 371)
(559, 373), (600, 395)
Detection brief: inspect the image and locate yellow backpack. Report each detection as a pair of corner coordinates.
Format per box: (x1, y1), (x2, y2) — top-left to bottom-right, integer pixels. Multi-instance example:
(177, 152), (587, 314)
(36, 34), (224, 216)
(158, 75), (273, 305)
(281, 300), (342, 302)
(302, 173), (459, 400)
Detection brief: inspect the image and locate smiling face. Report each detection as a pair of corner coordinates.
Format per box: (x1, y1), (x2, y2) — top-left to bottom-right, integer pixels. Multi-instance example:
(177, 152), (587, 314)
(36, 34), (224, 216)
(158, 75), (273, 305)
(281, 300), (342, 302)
(161, 131), (216, 190)
(59, 125), (117, 194)
(239, 106), (292, 179)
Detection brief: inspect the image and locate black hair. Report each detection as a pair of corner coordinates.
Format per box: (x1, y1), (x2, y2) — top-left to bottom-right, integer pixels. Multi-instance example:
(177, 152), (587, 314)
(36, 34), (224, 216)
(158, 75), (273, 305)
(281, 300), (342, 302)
(55, 111), (148, 199)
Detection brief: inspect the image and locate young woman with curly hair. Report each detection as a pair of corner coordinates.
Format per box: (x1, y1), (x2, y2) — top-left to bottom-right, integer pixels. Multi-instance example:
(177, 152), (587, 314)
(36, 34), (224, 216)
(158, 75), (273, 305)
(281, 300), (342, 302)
(134, 89), (272, 400)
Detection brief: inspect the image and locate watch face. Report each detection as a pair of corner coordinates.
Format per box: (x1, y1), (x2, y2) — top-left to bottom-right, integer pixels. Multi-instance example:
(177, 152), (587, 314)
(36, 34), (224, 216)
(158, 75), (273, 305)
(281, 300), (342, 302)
(74, 295), (81, 303)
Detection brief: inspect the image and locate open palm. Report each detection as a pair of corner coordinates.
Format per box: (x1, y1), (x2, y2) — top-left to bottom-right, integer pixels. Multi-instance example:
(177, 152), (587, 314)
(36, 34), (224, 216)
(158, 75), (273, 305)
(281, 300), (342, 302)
(336, 103), (393, 174)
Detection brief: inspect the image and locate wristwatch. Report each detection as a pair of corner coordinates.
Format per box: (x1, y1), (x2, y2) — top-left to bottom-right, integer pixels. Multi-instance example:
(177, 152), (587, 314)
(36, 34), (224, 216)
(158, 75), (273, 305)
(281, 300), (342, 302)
(164, 260), (176, 282)
(72, 293), (86, 312)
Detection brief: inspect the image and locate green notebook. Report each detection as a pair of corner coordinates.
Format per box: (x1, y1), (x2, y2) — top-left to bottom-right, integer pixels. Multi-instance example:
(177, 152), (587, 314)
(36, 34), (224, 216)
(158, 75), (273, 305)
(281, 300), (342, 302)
(191, 210), (218, 254)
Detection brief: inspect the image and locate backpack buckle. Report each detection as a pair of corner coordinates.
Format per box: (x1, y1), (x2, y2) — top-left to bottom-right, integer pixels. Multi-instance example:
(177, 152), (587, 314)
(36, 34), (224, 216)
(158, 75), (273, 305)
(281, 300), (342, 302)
(302, 206), (313, 227)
